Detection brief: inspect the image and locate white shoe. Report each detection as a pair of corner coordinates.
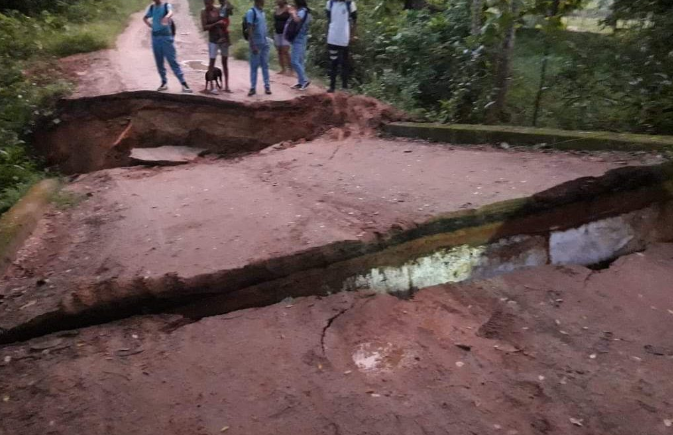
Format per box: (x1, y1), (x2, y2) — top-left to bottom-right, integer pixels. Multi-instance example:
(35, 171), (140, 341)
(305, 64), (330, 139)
(208, 89), (219, 95)
(157, 83), (168, 92)
(182, 84), (193, 94)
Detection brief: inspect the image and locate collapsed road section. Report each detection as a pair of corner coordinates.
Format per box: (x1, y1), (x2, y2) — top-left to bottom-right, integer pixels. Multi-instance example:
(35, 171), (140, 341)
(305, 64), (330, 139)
(2, 89), (673, 435)
(1, 146), (671, 343)
(33, 91), (400, 174)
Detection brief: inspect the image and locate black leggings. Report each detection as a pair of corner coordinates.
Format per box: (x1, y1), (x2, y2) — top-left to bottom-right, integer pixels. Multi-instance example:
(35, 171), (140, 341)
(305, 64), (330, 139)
(328, 44), (349, 90)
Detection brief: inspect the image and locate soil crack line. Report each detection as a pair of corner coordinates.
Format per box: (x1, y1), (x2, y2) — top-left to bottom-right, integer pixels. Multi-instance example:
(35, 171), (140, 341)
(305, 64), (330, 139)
(320, 300), (356, 355)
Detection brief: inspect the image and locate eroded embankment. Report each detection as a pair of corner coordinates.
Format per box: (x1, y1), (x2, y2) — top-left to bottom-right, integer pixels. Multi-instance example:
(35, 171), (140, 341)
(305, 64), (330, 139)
(2, 162), (672, 344)
(33, 91), (401, 174)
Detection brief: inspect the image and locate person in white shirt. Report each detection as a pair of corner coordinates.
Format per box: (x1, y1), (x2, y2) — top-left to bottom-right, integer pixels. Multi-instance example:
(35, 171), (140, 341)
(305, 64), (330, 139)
(325, 0), (357, 93)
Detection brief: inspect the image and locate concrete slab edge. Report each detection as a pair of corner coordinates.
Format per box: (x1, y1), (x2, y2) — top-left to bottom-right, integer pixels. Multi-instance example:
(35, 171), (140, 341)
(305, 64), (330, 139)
(384, 122), (673, 152)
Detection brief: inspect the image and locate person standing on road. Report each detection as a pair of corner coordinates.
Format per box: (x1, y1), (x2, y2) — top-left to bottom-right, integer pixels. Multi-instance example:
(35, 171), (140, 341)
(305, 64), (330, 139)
(288, 0), (311, 91)
(143, 0), (193, 93)
(246, 0), (272, 96)
(273, 0), (292, 76)
(326, 0), (357, 93)
(202, 0), (233, 94)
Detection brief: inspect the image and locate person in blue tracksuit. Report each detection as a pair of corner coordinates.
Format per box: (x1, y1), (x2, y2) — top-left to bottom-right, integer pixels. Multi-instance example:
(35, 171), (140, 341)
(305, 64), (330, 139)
(246, 0), (272, 96)
(143, 0), (193, 93)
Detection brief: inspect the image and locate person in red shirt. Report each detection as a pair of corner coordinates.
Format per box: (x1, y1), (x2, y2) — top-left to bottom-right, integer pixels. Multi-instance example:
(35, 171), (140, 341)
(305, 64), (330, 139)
(202, 0), (233, 94)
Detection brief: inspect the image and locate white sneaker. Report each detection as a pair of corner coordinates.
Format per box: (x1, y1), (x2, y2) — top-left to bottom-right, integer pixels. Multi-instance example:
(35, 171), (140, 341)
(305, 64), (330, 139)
(157, 83), (168, 92)
(182, 84), (193, 94)
(208, 89), (219, 95)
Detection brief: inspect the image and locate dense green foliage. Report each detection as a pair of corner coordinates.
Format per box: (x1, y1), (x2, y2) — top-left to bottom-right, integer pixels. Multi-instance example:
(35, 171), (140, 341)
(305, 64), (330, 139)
(307, 0), (496, 121)
(302, 0), (673, 134)
(0, 0), (147, 213)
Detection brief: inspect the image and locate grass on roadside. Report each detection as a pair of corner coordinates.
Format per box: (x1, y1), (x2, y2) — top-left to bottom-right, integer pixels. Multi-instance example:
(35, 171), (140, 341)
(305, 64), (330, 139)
(0, 0), (147, 215)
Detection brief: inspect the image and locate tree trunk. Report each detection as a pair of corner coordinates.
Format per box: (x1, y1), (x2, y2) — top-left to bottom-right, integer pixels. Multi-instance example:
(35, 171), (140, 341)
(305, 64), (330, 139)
(471, 0), (484, 36)
(487, 1), (519, 123)
(532, 0), (560, 126)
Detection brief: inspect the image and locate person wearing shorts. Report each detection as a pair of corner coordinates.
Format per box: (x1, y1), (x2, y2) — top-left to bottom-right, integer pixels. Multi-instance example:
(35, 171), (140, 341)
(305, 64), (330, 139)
(202, 0), (232, 94)
(273, 0), (291, 75)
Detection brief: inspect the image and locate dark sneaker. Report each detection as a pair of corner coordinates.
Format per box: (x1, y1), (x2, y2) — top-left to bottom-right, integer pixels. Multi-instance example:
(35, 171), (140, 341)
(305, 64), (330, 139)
(299, 81), (311, 91)
(327, 88), (335, 94)
(265, 88), (272, 95)
(157, 83), (168, 92)
(291, 83), (302, 90)
(248, 89), (256, 96)
(181, 83), (193, 94)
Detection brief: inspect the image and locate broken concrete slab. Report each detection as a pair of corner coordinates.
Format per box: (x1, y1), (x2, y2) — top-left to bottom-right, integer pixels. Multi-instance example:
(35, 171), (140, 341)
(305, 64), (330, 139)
(129, 146), (207, 166)
(2, 245), (673, 435)
(1, 152), (671, 344)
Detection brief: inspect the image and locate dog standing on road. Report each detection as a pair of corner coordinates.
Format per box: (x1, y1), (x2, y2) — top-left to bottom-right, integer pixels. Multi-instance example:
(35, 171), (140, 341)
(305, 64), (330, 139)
(205, 67), (223, 94)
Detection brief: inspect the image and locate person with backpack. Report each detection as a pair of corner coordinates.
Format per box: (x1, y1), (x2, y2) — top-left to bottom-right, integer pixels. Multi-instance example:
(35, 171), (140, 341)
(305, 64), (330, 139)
(143, 0), (193, 93)
(244, 0), (271, 96)
(273, 0), (292, 76)
(202, 0), (233, 94)
(326, 0), (357, 93)
(286, 0), (311, 91)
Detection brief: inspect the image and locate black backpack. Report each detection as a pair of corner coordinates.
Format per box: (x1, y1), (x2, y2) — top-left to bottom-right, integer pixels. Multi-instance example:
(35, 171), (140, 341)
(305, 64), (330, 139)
(284, 8), (309, 43)
(149, 3), (176, 36)
(242, 7), (257, 41)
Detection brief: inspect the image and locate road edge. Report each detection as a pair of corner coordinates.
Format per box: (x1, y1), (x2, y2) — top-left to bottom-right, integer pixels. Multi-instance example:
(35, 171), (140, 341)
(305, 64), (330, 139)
(384, 122), (673, 152)
(0, 179), (61, 276)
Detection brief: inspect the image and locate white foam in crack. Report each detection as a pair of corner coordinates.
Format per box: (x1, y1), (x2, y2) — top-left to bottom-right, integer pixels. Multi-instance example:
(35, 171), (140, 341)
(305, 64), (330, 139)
(550, 215), (635, 265)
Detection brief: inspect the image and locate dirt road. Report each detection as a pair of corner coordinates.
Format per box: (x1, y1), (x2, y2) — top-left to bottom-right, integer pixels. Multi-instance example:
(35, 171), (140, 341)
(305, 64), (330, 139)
(64, 0), (321, 100)
(2, 244), (673, 435)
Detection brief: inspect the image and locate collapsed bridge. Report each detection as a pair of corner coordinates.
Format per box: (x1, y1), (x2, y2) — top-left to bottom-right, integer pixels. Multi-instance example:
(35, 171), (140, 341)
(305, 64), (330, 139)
(1, 91), (673, 435)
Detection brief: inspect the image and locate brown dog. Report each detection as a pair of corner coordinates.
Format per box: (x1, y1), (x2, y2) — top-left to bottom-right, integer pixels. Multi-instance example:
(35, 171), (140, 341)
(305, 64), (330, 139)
(205, 67), (223, 93)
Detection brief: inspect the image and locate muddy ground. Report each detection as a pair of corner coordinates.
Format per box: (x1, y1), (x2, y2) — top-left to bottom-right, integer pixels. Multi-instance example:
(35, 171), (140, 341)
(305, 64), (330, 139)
(2, 244), (673, 435)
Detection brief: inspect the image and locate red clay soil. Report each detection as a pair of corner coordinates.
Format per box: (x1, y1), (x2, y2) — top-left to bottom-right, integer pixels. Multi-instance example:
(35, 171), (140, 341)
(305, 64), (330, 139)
(2, 244), (673, 435)
(60, 0), (322, 101)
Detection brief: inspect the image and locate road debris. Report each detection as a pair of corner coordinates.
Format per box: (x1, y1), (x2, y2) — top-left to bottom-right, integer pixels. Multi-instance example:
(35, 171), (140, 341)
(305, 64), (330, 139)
(569, 418), (583, 427)
(114, 348), (144, 357)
